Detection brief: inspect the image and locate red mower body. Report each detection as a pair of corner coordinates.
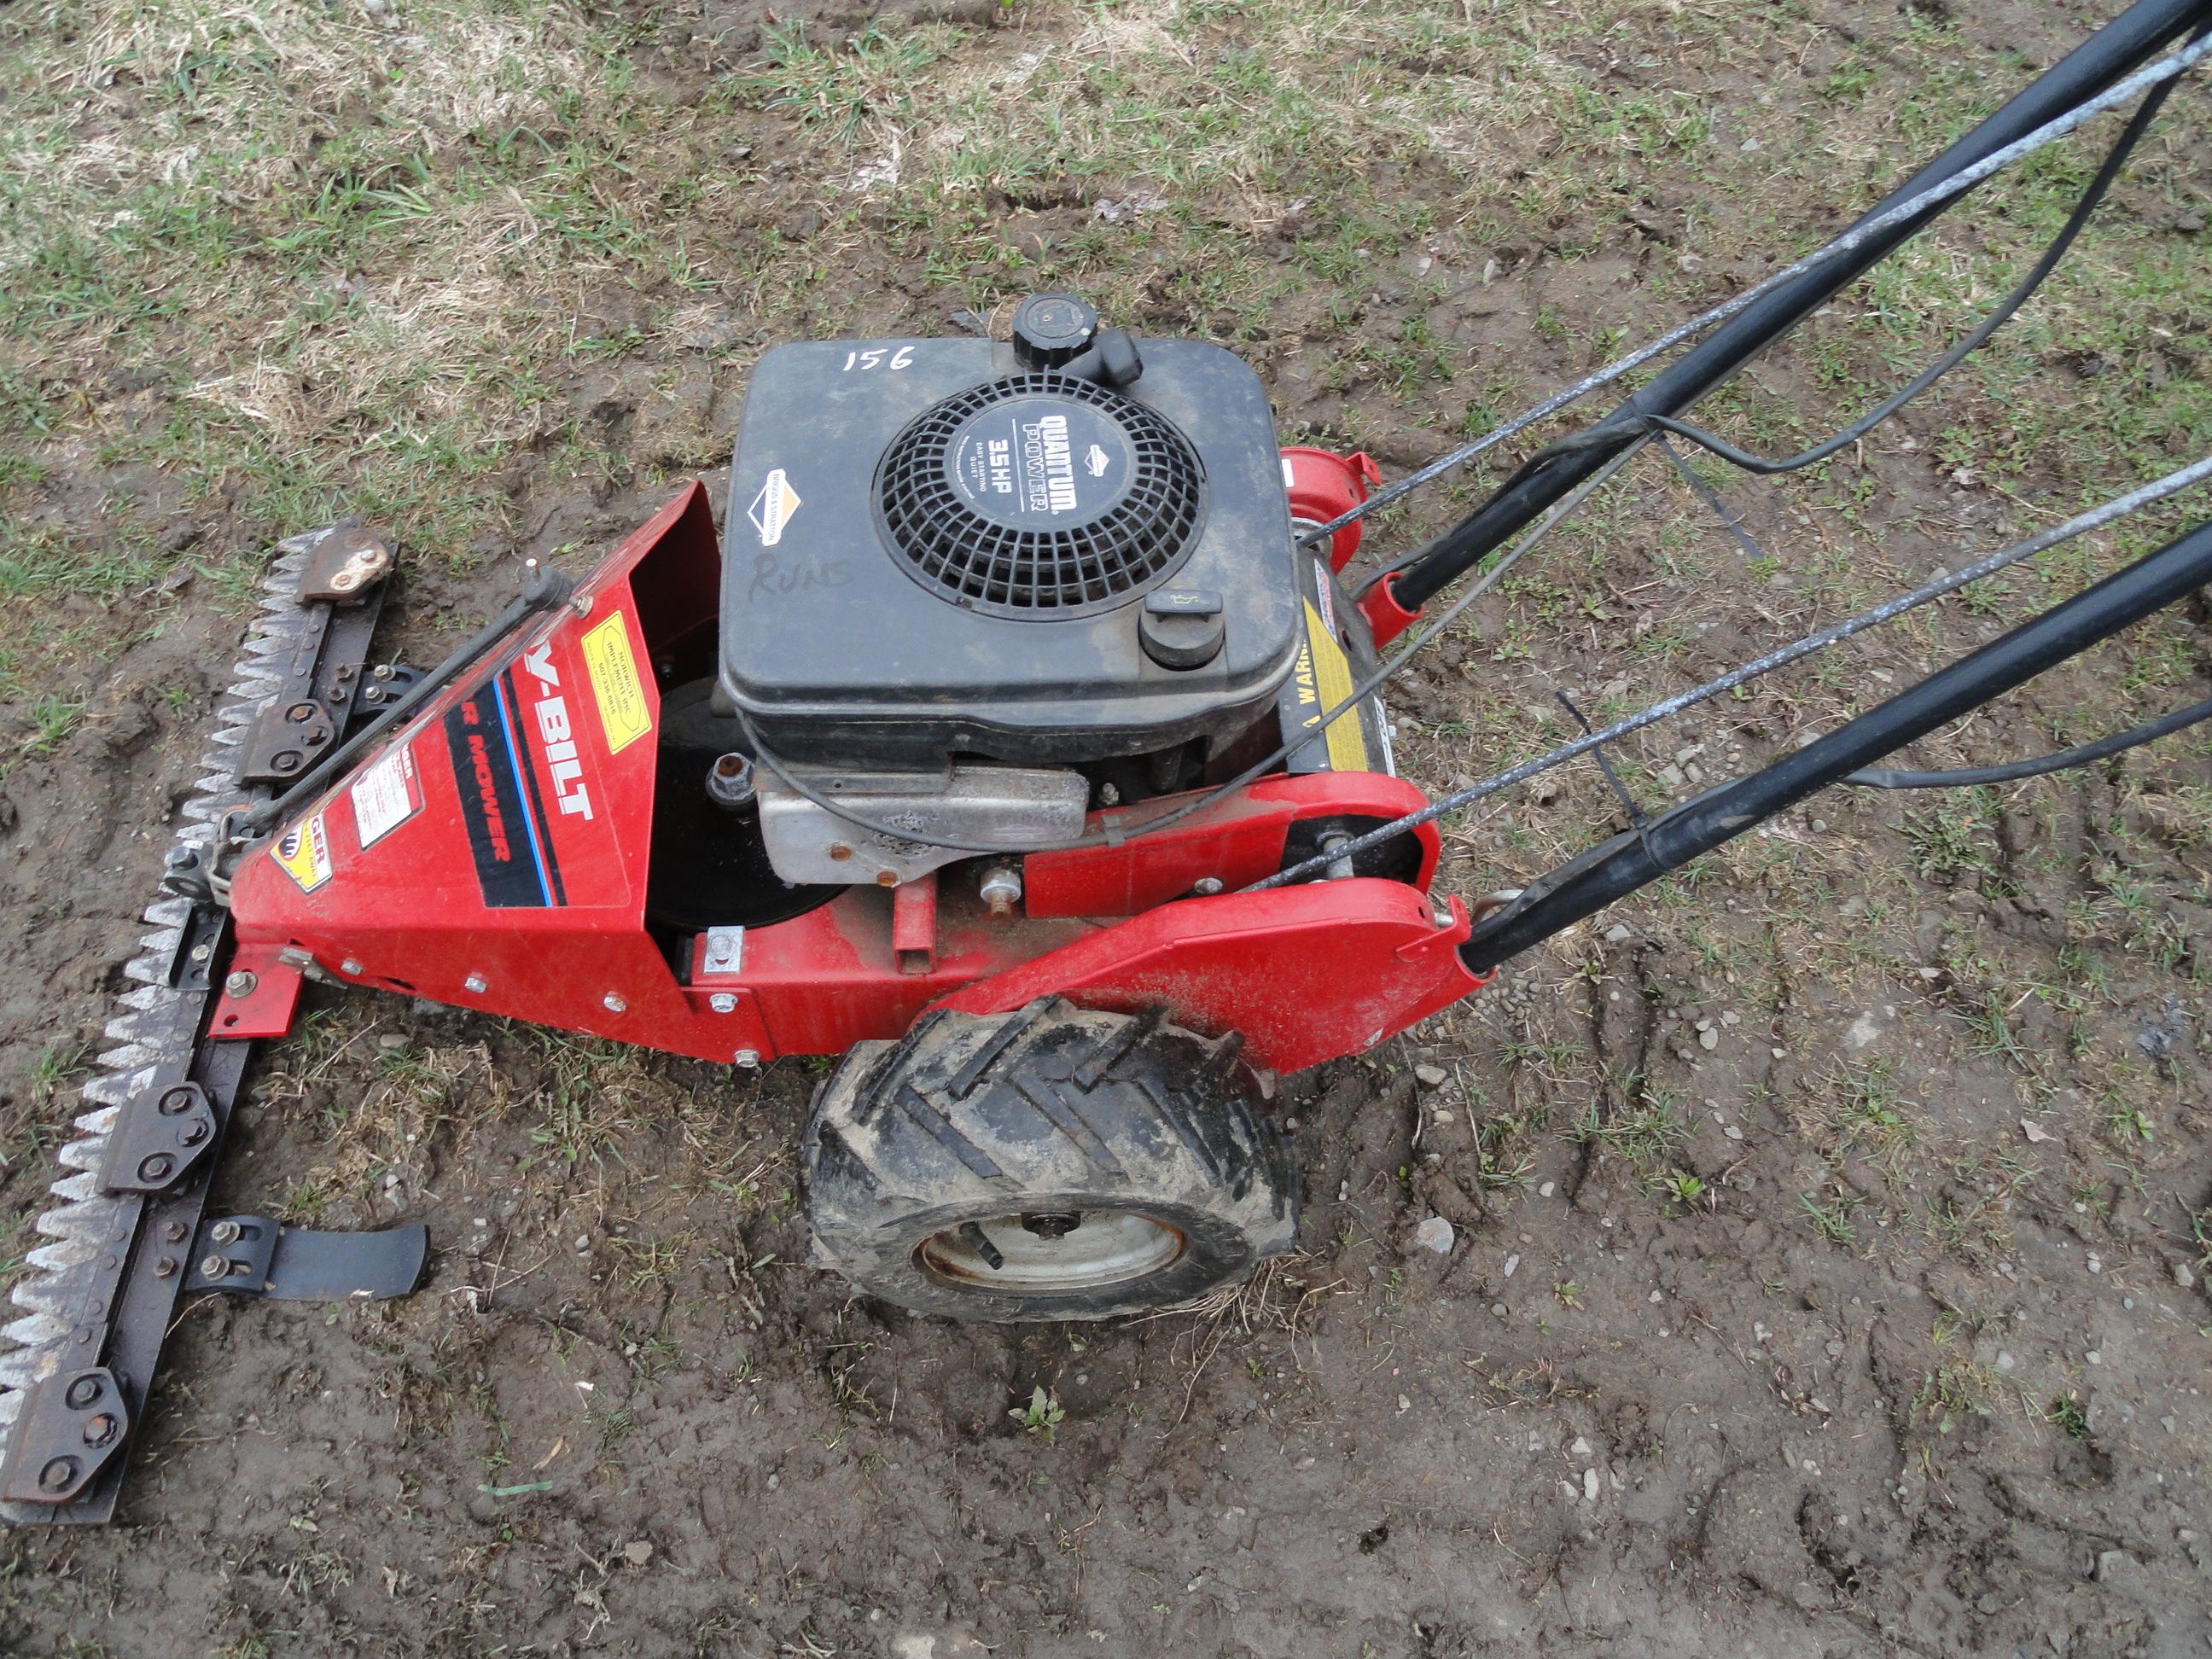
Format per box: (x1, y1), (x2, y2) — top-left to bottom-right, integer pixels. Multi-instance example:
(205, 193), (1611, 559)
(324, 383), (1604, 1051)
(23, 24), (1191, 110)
(223, 471), (1485, 1075)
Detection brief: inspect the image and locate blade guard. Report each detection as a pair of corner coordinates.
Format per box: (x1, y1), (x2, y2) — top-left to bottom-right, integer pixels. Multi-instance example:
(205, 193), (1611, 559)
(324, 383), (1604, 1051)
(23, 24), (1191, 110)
(228, 485), (736, 1055)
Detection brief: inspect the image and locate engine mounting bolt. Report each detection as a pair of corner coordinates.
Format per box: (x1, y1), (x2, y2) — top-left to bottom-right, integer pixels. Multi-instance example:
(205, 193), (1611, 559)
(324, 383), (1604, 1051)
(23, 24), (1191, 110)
(705, 752), (757, 811)
(38, 1458), (77, 1493)
(978, 866), (1023, 917)
(341, 958), (364, 976)
(224, 970), (258, 999)
(210, 1221), (241, 1246)
(733, 1049), (761, 1069)
(199, 1256), (229, 1280)
(709, 992), (737, 1014)
(463, 973), (488, 994)
(602, 993), (627, 1014)
(1193, 876), (1224, 896)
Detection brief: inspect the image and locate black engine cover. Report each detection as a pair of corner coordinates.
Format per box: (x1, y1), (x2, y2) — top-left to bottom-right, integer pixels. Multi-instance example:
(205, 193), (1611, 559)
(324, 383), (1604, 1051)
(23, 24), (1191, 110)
(718, 335), (1300, 769)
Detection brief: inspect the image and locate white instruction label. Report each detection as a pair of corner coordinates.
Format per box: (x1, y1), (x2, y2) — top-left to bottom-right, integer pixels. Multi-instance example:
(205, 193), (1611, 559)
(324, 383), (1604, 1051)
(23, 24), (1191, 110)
(351, 743), (423, 849)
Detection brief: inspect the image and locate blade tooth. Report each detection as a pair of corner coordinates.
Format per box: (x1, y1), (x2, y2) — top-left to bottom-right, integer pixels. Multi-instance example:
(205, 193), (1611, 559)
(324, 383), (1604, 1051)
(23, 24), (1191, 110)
(0, 1348), (46, 1396)
(3, 1312), (69, 1351)
(32, 1201), (115, 1243)
(79, 1073), (132, 1106)
(94, 1045), (152, 1075)
(54, 1138), (106, 1174)
(119, 958), (172, 987)
(43, 1172), (107, 1210)
(141, 897), (193, 929)
(70, 1104), (118, 1136)
(274, 527), (333, 556)
(15, 1254), (96, 1301)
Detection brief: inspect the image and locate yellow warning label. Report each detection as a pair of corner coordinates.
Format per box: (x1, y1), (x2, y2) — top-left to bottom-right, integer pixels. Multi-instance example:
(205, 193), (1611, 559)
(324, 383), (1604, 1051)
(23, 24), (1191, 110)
(1301, 600), (1368, 772)
(581, 610), (653, 755)
(273, 812), (334, 894)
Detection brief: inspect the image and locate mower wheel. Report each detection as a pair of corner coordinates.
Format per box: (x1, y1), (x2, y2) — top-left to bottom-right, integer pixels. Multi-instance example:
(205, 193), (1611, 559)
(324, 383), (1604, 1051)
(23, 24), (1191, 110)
(802, 998), (1298, 1322)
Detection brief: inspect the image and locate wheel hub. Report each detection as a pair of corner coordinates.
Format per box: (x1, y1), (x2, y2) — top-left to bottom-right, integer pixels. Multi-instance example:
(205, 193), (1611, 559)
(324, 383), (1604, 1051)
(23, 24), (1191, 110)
(917, 1209), (1185, 1293)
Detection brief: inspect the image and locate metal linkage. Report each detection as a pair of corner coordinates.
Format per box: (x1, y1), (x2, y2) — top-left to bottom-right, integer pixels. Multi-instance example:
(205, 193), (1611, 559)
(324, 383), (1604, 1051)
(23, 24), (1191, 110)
(1459, 514), (2212, 970)
(1329, 2), (2211, 599)
(1249, 455), (2212, 894)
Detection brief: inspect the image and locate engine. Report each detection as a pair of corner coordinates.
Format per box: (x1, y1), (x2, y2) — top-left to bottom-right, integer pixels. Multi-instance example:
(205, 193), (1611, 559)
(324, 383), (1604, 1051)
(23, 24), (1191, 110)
(697, 295), (1380, 893)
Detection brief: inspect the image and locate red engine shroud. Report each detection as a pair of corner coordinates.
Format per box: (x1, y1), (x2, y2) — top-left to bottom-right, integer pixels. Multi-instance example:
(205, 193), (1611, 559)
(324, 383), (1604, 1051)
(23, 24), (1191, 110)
(224, 477), (1485, 1074)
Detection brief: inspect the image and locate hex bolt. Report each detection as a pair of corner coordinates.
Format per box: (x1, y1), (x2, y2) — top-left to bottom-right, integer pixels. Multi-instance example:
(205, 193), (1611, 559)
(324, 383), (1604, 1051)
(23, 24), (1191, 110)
(285, 701), (319, 725)
(603, 993), (627, 1014)
(709, 992), (737, 1014)
(137, 1154), (175, 1184)
(341, 958), (364, 975)
(162, 1221), (188, 1244)
(271, 752), (302, 774)
(210, 1221), (242, 1246)
(464, 972), (488, 994)
(370, 663), (393, 682)
(224, 970), (258, 999)
(62, 1376), (102, 1410)
(38, 1458), (77, 1493)
(705, 752), (757, 812)
(189, 943), (212, 963)
(82, 1412), (119, 1449)
(178, 1120), (209, 1146)
(1193, 876), (1225, 896)
(154, 1256), (178, 1278)
(978, 866), (1023, 917)
(157, 1086), (197, 1116)
(199, 1254), (229, 1280)
(1319, 831), (1356, 882)
(733, 1049), (761, 1069)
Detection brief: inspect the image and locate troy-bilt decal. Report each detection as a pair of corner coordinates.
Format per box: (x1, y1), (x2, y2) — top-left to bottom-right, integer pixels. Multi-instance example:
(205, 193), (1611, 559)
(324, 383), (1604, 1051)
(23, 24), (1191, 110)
(579, 610), (652, 755)
(273, 812), (334, 894)
(350, 742), (423, 850)
(443, 675), (564, 910)
(518, 639), (595, 821)
(748, 468), (801, 546)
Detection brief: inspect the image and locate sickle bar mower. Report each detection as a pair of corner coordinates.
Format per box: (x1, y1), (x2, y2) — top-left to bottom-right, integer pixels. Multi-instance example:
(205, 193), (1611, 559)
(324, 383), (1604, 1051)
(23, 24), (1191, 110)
(5, 0), (2209, 1522)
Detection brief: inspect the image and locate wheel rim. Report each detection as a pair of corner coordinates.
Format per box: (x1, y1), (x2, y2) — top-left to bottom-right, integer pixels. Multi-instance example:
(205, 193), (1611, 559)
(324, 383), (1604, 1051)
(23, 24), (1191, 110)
(916, 1209), (1185, 1293)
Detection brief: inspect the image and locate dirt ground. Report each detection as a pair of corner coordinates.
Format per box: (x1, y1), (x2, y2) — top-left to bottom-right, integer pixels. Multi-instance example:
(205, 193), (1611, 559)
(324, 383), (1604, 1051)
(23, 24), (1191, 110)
(2, 0), (2210, 1654)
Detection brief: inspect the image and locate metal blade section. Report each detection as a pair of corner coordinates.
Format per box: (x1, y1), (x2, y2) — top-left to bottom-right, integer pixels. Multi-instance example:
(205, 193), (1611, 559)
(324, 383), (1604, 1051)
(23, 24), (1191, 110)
(0, 531), (336, 1511)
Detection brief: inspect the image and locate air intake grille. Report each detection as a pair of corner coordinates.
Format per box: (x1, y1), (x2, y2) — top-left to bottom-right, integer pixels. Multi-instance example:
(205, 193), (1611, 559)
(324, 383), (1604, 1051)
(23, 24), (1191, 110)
(876, 375), (1205, 617)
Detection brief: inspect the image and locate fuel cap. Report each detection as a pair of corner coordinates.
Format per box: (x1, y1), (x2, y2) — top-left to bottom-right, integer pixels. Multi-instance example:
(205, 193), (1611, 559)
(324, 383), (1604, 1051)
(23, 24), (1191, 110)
(1011, 294), (1100, 370)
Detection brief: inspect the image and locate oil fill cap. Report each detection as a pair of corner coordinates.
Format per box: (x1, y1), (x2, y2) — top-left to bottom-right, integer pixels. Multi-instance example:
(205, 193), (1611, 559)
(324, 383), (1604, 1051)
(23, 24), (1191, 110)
(1139, 588), (1224, 669)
